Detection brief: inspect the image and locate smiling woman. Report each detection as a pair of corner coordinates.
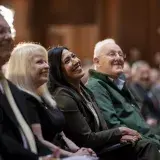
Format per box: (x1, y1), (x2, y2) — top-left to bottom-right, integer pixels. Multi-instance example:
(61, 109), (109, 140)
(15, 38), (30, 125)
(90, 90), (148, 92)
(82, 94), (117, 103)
(61, 49), (85, 85)
(5, 42), (96, 158)
(5, 43), (49, 94)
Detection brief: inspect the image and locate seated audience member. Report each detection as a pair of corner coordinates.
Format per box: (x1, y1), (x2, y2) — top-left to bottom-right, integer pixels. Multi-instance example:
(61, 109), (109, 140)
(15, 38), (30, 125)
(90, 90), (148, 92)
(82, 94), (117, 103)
(48, 46), (160, 160)
(142, 69), (160, 129)
(129, 60), (151, 108)
(86, 39), (160, 149)
(0, 5), (55, 160)
(5, 43), (96, 159)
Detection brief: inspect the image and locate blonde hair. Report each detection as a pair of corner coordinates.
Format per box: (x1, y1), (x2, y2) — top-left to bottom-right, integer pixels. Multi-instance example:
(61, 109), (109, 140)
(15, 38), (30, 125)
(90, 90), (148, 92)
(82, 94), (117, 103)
(6, 42), (56, 107)
(94, 38), (115, 58)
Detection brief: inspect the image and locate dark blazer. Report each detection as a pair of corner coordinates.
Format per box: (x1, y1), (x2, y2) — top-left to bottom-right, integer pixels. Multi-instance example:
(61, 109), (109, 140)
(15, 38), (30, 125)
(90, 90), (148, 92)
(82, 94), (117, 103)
(0, 81), (50, 160)
(54, 85), (122, 152)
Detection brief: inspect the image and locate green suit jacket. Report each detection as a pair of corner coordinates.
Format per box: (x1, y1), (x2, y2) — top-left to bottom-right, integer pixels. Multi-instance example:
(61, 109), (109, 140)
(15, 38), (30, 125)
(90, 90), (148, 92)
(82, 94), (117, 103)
(86, 69), (160, 148)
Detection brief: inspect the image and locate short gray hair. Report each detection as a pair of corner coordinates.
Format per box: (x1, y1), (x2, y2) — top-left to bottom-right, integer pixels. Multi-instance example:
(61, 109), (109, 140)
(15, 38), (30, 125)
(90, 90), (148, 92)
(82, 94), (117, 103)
(0, 5), (16, 38)
(94, 38), (115, 58)
(131, 60), (150, 75)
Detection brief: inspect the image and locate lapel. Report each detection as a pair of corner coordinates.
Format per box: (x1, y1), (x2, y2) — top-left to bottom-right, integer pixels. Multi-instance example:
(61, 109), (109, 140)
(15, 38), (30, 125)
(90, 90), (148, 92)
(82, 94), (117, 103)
(91, 100), (108, 130)
(0, 91), (19, 126)
(80, 99), (100, 130)
(8, 81), (30, 125)
(1, 80), (30, 127)
(81, 85), (108, 130)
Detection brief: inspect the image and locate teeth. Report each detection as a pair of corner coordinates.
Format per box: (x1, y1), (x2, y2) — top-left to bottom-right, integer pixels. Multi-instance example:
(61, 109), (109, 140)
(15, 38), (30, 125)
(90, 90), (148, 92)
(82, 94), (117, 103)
(74, 65), (81, 71)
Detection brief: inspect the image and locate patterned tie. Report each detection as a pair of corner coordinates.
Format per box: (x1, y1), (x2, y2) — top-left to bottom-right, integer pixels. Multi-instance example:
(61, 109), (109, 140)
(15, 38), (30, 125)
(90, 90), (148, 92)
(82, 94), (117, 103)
(0, 72), (37, 154)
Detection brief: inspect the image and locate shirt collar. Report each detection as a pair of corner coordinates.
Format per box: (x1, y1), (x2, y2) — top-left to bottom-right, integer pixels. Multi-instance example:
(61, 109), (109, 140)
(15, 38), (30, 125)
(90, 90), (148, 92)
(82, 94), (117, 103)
(113, 75), (125, 90)
(89, 69), (126, 90)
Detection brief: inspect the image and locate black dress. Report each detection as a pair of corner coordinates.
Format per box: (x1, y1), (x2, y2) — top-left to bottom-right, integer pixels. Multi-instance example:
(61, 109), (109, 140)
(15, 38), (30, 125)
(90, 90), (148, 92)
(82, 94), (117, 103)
(23, 91), (65, 144)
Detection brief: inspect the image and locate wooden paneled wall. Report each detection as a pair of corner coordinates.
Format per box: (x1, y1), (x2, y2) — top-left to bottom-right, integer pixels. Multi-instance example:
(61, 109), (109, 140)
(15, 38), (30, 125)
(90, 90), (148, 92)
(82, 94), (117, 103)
(6, 0), (160, 64)
(97, 0), (160, 64)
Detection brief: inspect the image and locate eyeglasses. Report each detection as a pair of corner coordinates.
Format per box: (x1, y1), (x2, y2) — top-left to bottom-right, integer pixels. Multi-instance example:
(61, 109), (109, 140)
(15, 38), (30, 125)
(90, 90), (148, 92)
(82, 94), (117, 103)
(105, 50), (126, 58)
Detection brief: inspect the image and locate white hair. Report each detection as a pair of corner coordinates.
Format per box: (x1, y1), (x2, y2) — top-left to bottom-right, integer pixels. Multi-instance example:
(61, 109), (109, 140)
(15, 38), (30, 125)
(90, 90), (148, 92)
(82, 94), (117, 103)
(94, 38), (116, 58)
(0, 5), (16, 38)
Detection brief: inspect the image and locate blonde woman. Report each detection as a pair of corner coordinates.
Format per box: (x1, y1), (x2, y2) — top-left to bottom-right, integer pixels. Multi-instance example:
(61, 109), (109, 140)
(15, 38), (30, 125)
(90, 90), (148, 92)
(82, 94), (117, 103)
(5, 42), (96, 158)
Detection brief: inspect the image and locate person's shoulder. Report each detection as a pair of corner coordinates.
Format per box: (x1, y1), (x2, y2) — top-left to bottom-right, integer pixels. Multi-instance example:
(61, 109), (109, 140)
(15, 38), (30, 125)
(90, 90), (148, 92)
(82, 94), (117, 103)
(87, 69), (106, 84)
(54, 86), (75, 98)
(7, 80), (27, 100)
(87, 75), (99, 83)
(54, 87), (79, 111)
(22, 91), (42, 107)
(86, 77), (105, 91)
(7, 81), (41, 105)
(7, 80), (20, 92)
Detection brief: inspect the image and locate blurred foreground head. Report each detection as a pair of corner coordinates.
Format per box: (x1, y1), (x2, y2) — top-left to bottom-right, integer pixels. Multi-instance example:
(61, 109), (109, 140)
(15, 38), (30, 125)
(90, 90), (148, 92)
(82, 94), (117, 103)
(131, 60), (151, 89)
(0, 5), (15, 69)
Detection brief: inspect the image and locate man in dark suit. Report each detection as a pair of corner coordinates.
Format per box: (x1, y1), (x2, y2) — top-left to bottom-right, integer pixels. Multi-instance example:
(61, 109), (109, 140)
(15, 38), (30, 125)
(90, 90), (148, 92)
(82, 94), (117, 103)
(0, 5), (53, 160)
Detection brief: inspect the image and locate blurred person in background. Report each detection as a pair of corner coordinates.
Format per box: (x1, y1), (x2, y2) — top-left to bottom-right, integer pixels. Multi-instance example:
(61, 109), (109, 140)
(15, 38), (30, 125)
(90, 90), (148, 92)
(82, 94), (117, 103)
(142, 69), (160, 132)
(129, 60), (151, 108)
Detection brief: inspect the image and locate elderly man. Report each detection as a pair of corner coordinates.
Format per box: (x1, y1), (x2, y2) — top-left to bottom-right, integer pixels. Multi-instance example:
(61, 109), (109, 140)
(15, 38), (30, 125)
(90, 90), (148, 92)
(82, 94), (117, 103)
(86, 39), (160, 150)
(0, 6), (55, 160)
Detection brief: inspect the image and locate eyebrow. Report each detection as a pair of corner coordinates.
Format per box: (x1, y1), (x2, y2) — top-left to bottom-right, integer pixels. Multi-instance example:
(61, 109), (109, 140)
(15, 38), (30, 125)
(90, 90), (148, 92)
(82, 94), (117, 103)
(63, 53), (74, 60)
(63, 56), (70, 61)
